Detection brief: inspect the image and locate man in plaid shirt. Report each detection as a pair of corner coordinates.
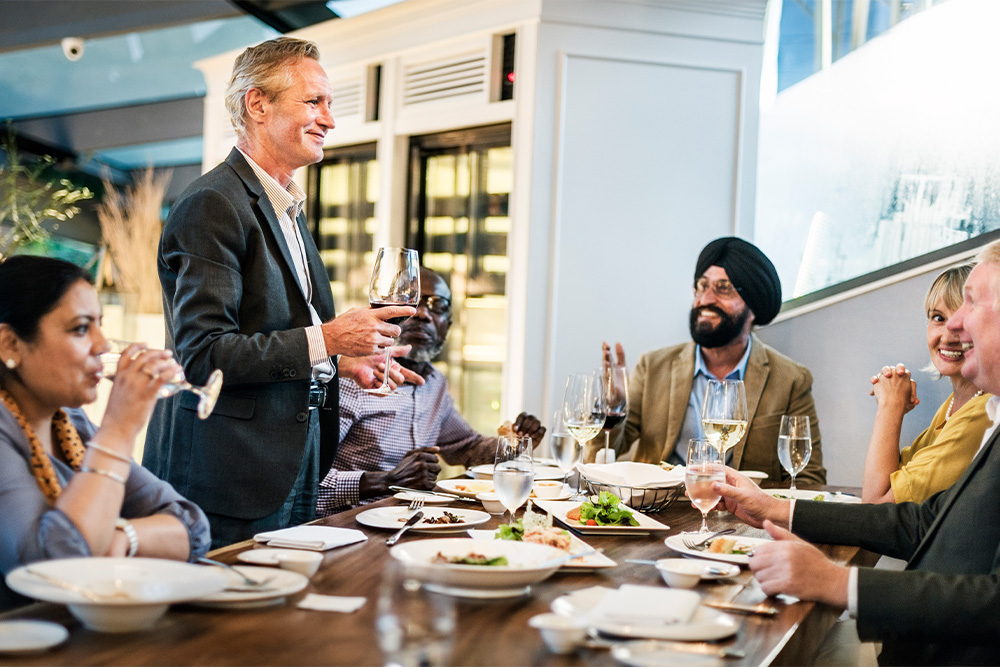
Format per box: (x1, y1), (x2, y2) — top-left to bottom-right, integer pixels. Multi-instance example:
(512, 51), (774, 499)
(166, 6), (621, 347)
(316, 268), (546, 515)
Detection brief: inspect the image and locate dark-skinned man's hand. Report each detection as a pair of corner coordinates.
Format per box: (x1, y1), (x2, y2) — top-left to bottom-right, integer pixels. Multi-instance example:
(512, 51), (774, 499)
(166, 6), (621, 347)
(358, 446), (441, 499)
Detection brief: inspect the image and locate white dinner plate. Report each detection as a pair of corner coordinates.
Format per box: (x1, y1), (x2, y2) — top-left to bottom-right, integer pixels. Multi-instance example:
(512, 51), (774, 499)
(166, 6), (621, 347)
(664, 534), (771, 565)
(466, 529), (617, 569)
(392, 491), (453, 505)
(0, 620), (68, 654)
(611, 642), (723, 666)
(356, 506), (491, 533)
(551, 586), (738, 642)
(436, 479), (572, 501)
(764, 489), (862, 503)
(467, 464), (566, 481)
(534, 500), (670, 535)
(191, 566), (308, 609)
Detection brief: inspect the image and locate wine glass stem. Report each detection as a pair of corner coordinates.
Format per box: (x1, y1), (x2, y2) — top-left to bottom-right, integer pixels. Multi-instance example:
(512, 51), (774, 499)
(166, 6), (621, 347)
(790, 474), (797, 491)
(379, 346), (393, 390)
(700, 511), (710, 533)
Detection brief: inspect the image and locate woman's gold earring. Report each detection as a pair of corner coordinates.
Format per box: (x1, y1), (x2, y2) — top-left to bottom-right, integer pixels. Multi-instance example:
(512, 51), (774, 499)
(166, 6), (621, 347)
(4, 359), (16, 369)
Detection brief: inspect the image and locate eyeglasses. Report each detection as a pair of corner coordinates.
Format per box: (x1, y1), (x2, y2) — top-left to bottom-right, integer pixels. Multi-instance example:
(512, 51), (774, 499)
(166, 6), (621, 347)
(417, 295), (451, 315)
(694, 277), (741, 299)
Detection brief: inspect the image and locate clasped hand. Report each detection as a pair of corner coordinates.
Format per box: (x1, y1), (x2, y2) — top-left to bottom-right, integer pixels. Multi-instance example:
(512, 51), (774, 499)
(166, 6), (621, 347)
(869, 362), (919, 413)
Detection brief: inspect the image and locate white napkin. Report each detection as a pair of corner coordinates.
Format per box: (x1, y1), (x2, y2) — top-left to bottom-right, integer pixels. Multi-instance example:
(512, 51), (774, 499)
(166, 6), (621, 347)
(253, 526), (368, 551)
(297, 593), (366, 613)
(592, 585), (700, 626)
(576, 462), (685, 488)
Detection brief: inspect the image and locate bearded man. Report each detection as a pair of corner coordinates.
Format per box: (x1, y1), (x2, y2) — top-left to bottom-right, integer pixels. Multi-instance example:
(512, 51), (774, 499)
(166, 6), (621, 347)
(316, 268), (546, 514)
(595, 237), (825, 484)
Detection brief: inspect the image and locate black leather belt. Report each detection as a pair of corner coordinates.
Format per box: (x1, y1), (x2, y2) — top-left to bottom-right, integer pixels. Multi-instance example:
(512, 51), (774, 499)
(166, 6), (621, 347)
(308, 382), (327, 410)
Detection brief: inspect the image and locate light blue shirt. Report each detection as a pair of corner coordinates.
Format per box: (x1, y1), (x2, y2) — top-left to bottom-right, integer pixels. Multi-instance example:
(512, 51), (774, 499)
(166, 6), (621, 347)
(668, 339), (753, 465)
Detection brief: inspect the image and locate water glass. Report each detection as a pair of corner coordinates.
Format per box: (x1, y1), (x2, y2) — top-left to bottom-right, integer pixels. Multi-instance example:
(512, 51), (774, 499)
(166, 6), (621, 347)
(777, 415), (812, 490)
(685, 439), (725, 534)
(494, 435), (534, 524)
(376, 559), (455, 667)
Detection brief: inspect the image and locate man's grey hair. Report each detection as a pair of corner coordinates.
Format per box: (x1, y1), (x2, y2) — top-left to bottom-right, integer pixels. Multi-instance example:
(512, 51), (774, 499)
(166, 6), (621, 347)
(225, 37), (320, 137)
(977, 240), (1000, 311)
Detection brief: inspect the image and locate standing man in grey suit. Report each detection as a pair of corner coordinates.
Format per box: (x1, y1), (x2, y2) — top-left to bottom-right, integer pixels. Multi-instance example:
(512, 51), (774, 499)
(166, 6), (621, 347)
(143, 37), (417, 548)
(715, 241), (1000, 664)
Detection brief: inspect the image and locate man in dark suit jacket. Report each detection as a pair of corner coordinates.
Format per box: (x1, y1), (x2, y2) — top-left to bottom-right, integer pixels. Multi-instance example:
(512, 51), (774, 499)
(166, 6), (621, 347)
(144, 37), (416, 548)
(715, 243), (1000, 664)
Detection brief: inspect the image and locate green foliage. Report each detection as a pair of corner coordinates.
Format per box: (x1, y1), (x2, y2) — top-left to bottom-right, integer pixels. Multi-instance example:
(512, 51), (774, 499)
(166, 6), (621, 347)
(0, 127), (94, 260)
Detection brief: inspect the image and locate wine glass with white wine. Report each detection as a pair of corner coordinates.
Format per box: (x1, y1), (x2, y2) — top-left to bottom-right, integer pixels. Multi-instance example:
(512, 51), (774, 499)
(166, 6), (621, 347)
(561, 371), (606, 499)
(701, 379), (748, 458)
(777, 415), (812, 490)
(549, 410), (580, 492)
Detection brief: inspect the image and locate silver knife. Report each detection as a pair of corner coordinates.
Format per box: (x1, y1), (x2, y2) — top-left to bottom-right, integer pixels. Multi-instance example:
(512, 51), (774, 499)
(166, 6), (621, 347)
(388, 485), (473, 502)
(703, 600), (779, 616)
(386, 511), (423, 546)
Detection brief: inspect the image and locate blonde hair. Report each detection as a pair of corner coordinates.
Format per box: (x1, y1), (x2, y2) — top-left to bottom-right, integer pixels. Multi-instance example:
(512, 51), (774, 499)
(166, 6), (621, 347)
(925, 262), (975, 317)
(225, 37), (320, 137)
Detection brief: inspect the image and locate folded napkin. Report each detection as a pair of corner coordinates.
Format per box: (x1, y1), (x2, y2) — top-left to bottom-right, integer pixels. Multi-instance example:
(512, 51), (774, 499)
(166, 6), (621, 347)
(297, 593), (366, 613)
(577, 461), (685, 488)
(253, 526), (368, 551)
(592, 585), (700, 626)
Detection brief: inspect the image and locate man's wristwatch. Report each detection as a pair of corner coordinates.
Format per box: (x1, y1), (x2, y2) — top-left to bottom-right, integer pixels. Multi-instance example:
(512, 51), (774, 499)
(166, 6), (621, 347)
(116, 518), (139, 558)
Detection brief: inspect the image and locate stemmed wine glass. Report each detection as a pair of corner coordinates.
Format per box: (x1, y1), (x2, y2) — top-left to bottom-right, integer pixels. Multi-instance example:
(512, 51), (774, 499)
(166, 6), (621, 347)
(548, 410), (580, 493)
(99, 339), (223, 420)
(597, 364), (628, 464)
(493, 436), (534, 525)
(777, 415), (812, 490)
(365, 247), (420, 395)
(684, 438), (725, 534)
(701, 379), (748, 458)
(561, 371), (606, 499)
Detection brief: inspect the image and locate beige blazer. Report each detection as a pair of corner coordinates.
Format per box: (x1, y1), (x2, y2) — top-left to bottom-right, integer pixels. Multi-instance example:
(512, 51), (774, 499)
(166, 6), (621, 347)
(595, 335), (825, 485)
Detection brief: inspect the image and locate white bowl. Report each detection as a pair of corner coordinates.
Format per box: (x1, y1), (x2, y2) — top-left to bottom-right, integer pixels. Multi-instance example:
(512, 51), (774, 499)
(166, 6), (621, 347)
(655, 558), (704, 588)
(389, 538), (565, 592)
(476, 492), (506, 515)
(275, 551), (323, 578)
(528, 613), (587, 654)
(5, 558), (227, 633)
(532, 481), (564, 499)
(743, 470), (768, 485)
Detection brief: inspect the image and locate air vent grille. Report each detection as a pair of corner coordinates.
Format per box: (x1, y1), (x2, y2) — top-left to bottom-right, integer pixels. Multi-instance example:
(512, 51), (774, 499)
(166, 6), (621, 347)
(331, 77), (363, 118)
(403, 51), (486, 106)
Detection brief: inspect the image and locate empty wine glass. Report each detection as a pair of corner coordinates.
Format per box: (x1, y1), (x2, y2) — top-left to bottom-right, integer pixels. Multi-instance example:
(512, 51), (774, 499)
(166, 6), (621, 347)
(701, 379), (748, 458)
(548, 410), (580, 490)
(376, 558), (455, 667)
(493, 436), (534, 525)
(366, 247), (420, 395)
(777, 415), (812, 490)
(596, 364), (628, 464)
(561, 371), (606, 498)
(99, 339), (223, 420)
(684, 438), (725, 534)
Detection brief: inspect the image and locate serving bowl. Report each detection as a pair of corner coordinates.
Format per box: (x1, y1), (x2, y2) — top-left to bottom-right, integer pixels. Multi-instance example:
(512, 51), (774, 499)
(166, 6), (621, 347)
(389, 538), (565, 594)
(5, 558), (227, 632)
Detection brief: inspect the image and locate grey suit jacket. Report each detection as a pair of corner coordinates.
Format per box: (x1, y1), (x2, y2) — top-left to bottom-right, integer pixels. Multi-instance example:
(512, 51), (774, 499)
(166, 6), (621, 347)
(144, 149), (338, 520)
(599, 335), (825, 484)
(794, 430), (1000, 665)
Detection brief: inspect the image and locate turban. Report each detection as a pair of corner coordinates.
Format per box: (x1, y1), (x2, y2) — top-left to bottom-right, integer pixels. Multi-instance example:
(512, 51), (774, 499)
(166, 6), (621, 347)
(695, 237), (782, 325)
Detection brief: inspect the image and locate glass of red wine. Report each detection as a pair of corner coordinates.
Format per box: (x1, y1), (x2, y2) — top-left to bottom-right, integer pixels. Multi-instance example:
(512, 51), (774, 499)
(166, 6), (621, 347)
(596, 364), (629, 463)
(364, 247), (420, 395)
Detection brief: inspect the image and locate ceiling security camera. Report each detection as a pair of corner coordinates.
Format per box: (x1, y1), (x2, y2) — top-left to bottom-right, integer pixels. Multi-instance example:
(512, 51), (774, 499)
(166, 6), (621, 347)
(62, 37), (85, 62)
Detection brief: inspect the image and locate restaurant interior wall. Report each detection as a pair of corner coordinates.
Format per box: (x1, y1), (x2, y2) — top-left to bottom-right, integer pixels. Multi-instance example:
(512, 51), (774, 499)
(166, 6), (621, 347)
(195, 0), (770, 447)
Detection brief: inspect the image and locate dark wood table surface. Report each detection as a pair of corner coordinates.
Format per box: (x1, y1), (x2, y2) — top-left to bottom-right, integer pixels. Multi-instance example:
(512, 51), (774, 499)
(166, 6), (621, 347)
(0, 484), (876, 666)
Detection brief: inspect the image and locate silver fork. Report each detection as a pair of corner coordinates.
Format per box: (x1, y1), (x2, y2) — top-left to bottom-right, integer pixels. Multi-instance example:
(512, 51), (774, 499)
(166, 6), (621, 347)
(682, 528), (736, 550)
(407, 496), (425, 513)
(197, 557), (275, 588)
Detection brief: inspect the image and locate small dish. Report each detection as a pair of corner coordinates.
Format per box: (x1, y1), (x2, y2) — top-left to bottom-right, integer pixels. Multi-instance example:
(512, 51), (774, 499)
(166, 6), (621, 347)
(532, 481), (565, 499)
(476, 492), (506, 515)
(275, 551), (323, 578)
(528, 613), (586, 654)
(742, 470), (768, 485)
(0, 620), (69, 654)
(654, 559), (704, 588)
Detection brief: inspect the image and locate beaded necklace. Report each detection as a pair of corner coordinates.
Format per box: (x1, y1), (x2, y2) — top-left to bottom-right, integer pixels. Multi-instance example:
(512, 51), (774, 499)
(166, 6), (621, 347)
(945, 389), (985, 423)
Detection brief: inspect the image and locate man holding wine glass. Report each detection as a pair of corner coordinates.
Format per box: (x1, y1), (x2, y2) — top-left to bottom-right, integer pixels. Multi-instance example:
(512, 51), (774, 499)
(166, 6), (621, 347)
(145, 38), (418, 548)
(592, 237), (825, 485)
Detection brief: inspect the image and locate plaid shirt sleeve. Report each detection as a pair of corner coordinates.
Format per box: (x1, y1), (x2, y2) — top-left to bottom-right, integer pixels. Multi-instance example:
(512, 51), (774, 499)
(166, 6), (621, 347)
(434, 390), (497, 467)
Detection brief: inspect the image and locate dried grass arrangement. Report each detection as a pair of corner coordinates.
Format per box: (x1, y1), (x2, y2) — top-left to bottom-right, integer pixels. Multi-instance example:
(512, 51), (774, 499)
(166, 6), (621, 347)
(97, 168), (170, 314)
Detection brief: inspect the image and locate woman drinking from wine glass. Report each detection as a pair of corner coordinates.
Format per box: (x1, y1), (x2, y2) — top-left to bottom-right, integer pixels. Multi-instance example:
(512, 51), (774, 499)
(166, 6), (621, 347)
(0, 256), (211, 610)
(862, 262), (991, 503)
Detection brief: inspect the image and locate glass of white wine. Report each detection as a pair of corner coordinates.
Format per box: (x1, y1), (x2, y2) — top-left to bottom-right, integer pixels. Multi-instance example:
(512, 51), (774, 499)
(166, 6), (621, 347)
(701, 379), (748, 458)
(549, 410), (580, 491)
(561, 371), (606, 498)
(493, 436), (534, 525)
(99, 340), (223, 420)
(777, 415), (812, 490)
(684, 439), (725, 534)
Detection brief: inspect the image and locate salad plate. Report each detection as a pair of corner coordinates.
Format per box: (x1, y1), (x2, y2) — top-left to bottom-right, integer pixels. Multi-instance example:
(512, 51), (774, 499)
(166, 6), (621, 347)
(764, 489), (861, 503)
(467, 529), (616, 569)
(664, 534), (770, 565)
(534, 498), (670, 535)
(356, 506), (490, 533)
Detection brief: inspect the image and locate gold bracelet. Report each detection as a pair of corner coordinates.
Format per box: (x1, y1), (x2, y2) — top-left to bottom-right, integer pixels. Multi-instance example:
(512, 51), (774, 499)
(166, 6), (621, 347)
(86, 441), (133, 464)
(79, 466), (126, 485)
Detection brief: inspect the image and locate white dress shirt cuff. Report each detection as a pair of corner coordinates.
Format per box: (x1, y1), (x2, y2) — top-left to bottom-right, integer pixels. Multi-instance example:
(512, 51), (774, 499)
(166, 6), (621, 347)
(847, 566), (859, 617)
(306, 325), (331, 368)
(787, 498), (796, 532)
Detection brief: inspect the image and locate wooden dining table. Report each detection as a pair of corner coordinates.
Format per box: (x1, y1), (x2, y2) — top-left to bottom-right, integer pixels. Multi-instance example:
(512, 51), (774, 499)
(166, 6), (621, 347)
(0, 484), (876, 666)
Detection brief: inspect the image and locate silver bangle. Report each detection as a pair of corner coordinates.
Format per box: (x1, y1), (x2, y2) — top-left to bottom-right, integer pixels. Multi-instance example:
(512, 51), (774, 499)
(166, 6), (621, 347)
(86, 441), (133, 464)
(79, 466), (126, 485)
(116, 518), (139, 558)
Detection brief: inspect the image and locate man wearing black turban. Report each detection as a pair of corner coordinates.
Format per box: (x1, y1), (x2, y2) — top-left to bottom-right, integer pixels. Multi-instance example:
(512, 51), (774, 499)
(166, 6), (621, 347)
(594, 237), (825, 485)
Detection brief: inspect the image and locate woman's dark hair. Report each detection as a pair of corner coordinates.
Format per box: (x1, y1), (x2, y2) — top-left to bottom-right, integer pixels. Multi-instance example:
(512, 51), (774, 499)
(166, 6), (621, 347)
(0, 256), (94, 341)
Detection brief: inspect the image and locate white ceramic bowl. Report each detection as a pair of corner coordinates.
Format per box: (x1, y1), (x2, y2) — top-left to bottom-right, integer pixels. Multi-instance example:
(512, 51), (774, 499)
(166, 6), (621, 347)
(5, 558), (227, 633)
(528, 613), (587, 654)
(476, 492), (506, 515)
(389, 538), (565, 592)
(532, 481), (564, 499)
(275, 551), (323, 578)
(655, 558), (704, 589)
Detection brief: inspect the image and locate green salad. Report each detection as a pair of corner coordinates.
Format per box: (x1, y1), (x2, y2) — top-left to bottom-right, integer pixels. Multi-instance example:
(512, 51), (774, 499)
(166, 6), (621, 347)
(579, 491), (639, 526)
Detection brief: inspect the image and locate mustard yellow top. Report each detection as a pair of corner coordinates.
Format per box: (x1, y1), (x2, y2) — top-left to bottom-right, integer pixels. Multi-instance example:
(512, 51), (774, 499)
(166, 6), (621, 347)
(890, 392), (993, 503)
